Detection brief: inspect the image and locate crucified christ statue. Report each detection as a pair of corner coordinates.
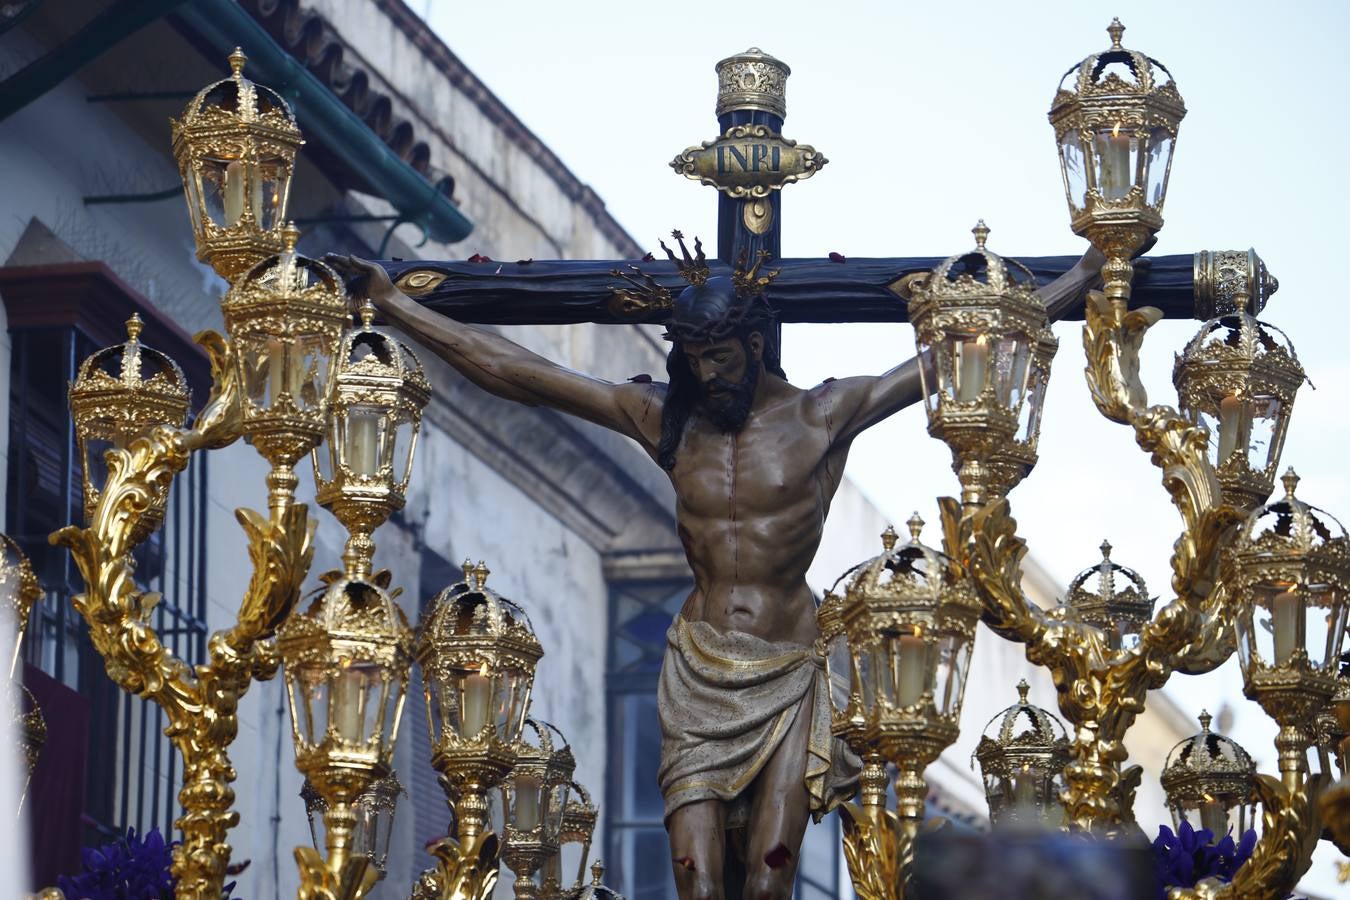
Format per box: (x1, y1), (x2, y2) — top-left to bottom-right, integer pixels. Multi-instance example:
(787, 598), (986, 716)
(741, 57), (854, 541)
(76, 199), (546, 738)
(328, 237), (1103, 900)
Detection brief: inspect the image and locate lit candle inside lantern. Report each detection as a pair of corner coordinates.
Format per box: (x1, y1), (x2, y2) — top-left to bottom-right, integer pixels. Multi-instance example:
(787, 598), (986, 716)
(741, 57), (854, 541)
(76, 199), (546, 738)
(1215, 394), (1252, 465)
(1200, 796), (1228, 836)
(1012, 767), (1037, 809)
(348, 411), (380, 476)
(334, 665), (366, 744)
(956, 336), (988, 403)
(896, 632), (928, 707)
(514, 776), (541, 831)
(1272, 588), (1300, 665)
(222, 160), (263, 226)
(461, 662), (492, 737)
(266, 339), (288, 407)
(1097, 123), (1133, 200)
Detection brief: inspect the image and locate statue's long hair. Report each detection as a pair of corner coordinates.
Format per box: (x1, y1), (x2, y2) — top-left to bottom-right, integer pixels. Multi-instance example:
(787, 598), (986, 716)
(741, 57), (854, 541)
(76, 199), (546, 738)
(657, 324), (785, 470)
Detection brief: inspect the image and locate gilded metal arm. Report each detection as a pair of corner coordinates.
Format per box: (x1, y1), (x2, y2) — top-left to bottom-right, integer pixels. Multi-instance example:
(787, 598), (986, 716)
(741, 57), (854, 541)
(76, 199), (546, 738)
(51, 331), (318, 899)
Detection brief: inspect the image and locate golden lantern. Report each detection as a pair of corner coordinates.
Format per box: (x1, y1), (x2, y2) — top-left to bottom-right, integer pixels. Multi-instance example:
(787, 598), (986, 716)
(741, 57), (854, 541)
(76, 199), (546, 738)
(1160, 711), (1257, 842)
(416, 561), (543, 844)
(501, 718), (576, 900)
(541, 778), (598, 897)
(222, 224), (348, 486)
(1063, 541), (1156, 653)
(300, 772), (406, 880)
(1231, 470), (1350, 733)
(973, 679), (1071, 827)
(313, 299), (431, 577)
(1049, 19), (1186, 303)
(1174, 313), (1306, 513)
(68, 315), (191, 539)
(836, 515), (981, 822)
(171, 47), (303, 282)
(278, 573), (413, 893)
(1, 534), (41, 679)
(909, 222), (1057, 506)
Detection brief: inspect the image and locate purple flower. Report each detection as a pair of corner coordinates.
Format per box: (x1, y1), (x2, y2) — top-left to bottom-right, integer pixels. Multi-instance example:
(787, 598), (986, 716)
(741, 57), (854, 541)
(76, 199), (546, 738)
(1152, 822), (1260, 899)
(59, 827), (175, 899)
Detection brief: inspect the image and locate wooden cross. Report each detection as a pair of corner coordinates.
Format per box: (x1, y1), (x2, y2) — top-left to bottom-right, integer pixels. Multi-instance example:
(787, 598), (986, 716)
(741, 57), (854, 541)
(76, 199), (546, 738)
(371, 49), (1269, 337)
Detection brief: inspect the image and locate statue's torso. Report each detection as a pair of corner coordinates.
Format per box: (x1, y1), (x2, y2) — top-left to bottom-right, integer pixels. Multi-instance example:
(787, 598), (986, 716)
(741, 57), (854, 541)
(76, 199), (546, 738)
(668, 380), (848, 646)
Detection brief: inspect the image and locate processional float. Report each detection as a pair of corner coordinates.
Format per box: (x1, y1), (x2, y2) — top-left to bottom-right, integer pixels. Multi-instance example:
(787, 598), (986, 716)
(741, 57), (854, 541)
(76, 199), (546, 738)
(4, 15), (1347, 900)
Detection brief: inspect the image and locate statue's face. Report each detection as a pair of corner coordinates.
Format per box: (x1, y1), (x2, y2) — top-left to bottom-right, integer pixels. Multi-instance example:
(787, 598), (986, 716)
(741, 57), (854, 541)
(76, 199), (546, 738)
(681, 332), (763, 432)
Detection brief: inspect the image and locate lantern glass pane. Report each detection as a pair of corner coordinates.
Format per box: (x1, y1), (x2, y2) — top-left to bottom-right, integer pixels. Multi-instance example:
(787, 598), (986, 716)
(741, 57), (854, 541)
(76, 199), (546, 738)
(948, 334), (989, 404)
(256, 158), (290, 231)
(1306, 584), (1345, 669)
(495, 668), (531, 742)
(1017, 367), (1048, 446)
(293, 334), (332, 409)
(547, 782), (569, 838)
(197, 157), (233, 228)
(313, 438), (336, 484)
(392, 417), (414, 484)
(1145, 129), (1174, 207)
(424, 679), (443, 746)
(857, 643), (877, 714)
(1247, 396), (1282, 474)
(995, 335), (1031, 411)
(1059, 131), (1088, 210)
(1197, 408), (1224, 469)
(344, 406), (383, 477)
(183, 179), (203, 238)
(1248, 583), (1290, 668)
(290, 666), (329, 748)
(1092, 126), (1140, 202)
(826, 632), (851, 714)
(83, 437), (115, 498)
(917, 342), (939, 414)
(933, 632), (972, 716)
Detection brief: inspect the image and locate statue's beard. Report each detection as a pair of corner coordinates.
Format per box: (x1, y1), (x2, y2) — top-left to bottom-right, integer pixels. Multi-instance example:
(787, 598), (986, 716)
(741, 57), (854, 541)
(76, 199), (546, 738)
(700, 363), (759, 433)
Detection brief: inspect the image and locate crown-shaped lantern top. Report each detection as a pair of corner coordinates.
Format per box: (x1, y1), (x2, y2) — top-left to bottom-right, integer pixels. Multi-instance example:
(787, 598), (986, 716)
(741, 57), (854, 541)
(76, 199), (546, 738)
(830, 515), (974, 614)
(1175, 313), (1305, 398)
(569, 860), (626, 900)
(176, 48), (300, 135)
(1064, 540), (1156, 647)
(1161, 711), (1256, 810)
(69, 315), (191, 442)
(912, 221), (1042, 312)
(975, 679), (1071, 760)
(1240, 469), (1350, 557)
(1051, 19), (1185, 118)
(283, 574), (413, 669)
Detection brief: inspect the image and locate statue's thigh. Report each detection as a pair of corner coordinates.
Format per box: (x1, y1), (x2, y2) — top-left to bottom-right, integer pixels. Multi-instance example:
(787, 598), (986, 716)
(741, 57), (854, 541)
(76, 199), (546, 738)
(744, 701), (812, 875)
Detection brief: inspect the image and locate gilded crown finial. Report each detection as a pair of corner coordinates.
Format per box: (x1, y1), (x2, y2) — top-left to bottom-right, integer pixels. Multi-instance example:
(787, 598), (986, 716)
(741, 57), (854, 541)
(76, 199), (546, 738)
(972, 219), (990, 250)
(125, 313), (143, 342)
(282, 222), (300, 252)
(358, 297), (376, 329)
(462, 558), (474, 582)
(473, 560), (490, 589)
(228, 47), (247, 76)
(881, 525), (899, 552)
(1282, 467), (1300, 498)
(1100, 539), (1113, 560)
(591, 859), (605, 886)
(1107, 18), (1125, 49)
(907, 512), (925, 540)
(1198, 709), (1212, 732)
(1016, 678), (1031, 703)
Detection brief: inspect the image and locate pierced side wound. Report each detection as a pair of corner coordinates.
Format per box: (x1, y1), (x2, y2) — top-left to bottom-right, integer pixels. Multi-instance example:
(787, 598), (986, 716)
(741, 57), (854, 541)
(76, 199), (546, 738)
(764, 844), (792, 869)
(674, 856), (696, 871)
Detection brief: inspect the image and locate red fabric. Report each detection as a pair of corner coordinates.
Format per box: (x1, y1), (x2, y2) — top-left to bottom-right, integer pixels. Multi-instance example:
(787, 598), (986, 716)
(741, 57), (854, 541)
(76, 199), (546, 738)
(23, 663), (89, 891)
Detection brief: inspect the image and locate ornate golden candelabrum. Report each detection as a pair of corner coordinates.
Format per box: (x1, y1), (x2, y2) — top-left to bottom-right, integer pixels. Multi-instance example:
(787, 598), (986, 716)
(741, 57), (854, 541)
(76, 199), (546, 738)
(412, 562), (543, 900)
(820, 516), (982, 899)
(500, 719), (575, 900)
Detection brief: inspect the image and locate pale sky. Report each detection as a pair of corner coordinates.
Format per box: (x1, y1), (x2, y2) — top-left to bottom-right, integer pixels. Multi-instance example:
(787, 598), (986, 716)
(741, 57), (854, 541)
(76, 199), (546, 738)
(428, 1), (1350, 891)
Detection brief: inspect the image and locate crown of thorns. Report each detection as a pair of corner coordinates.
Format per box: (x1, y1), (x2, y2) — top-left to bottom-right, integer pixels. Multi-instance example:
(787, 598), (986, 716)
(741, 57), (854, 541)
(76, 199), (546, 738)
(608, 231), (780, 342)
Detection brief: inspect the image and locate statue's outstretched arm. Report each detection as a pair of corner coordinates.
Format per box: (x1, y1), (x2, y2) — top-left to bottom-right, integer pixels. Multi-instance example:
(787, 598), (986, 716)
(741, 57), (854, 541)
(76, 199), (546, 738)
(328, 254), (664, 449)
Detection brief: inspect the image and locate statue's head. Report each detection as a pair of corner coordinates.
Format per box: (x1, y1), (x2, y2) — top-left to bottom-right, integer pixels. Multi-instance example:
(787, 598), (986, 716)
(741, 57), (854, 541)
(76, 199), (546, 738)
(649, 237), (784, 469)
